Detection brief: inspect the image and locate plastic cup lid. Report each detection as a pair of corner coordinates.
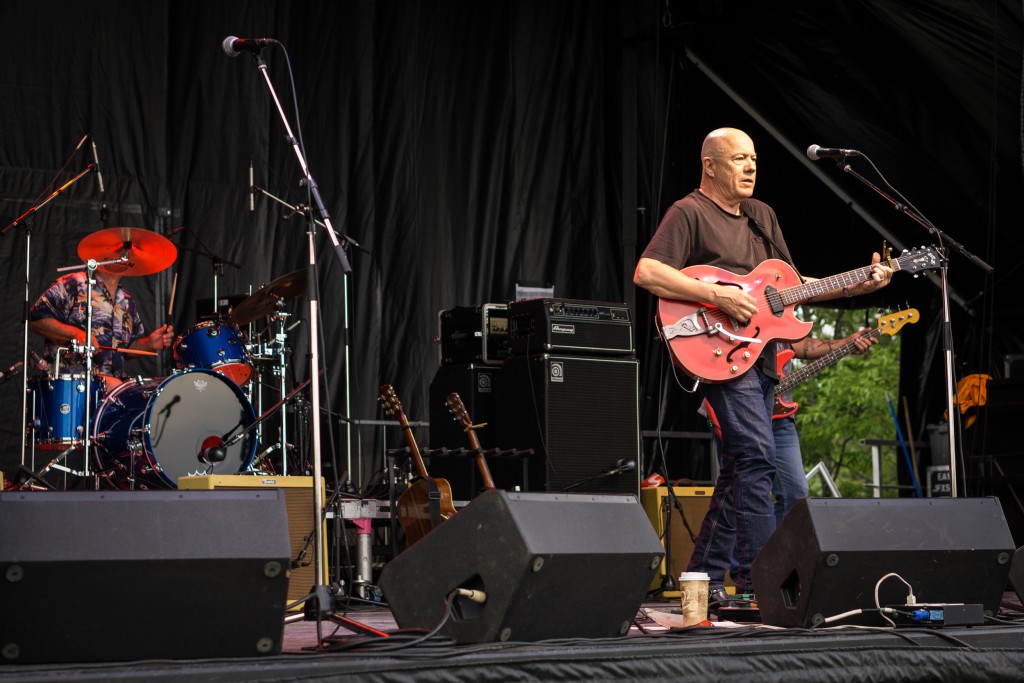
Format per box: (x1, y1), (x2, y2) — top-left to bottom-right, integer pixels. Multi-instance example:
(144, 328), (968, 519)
(678, 571), (710, 581)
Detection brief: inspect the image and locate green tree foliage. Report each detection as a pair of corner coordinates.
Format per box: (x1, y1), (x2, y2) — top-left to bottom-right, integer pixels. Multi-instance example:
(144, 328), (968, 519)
(791, 306), (903, 498)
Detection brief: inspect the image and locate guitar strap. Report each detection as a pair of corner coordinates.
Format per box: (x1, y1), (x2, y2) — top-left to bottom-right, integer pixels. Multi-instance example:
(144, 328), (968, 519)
(742, 207), (806, 282)
(742, 207), (801, 378)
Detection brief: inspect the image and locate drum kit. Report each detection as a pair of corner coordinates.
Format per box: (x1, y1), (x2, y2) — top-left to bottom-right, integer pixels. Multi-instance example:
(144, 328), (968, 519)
(24, 226), (309, 491)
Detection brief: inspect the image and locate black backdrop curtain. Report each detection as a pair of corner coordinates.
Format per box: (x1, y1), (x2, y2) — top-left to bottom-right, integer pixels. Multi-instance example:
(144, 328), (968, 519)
(0, 1), (633, 486)
(3, 0), (1022, 493)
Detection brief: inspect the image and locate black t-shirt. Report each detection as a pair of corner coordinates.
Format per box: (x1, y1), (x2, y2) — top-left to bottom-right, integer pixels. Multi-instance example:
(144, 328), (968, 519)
(641, 190), (793, 271)
(642, 190), (796, 380)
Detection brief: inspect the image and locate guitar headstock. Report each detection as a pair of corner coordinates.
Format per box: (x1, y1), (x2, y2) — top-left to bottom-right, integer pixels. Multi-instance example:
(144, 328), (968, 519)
(877, 308), (920, 336)
(378, 384), (406, 422)
(446, 392), (471, 429)
(895, 246), (942, 275)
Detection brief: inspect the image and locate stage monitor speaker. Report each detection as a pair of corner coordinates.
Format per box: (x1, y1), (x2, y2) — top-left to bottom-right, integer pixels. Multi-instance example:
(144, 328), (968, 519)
(640, 486), (732, 591)
(379, 490), (664, 643)
(178, 474), (327, 610)
(752, 497), (1016, 628)
(496, 354), (640, 495)
(0, 490), (290, 664)
(1011, 545), (1024, 604)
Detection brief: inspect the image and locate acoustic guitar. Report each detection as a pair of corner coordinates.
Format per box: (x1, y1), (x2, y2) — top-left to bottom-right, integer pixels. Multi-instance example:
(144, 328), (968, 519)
(379, 384), (456, 547)
(445, 392), (496, 492)
(657, 246), (939, 384)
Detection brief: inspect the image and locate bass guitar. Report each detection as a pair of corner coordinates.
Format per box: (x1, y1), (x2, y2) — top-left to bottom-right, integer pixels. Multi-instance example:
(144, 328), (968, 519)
(704, 308), (921, 439)
(445, 392), (496, 492)
(657, 246), (939, 384)
(379, 384), (456, 548)
(772, 308), (920, 418)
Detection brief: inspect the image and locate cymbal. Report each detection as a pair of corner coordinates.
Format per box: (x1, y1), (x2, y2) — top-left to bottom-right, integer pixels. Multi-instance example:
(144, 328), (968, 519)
(231, 268), (307, 324)
(77, 227), (177, 276)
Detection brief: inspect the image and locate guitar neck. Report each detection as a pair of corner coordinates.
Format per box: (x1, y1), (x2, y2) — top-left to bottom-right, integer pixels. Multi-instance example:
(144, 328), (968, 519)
(464, 426), (496, 490)
(777, 328), (883, 394)
(398, 420), (430, 479)
(779, 264), (876, 306)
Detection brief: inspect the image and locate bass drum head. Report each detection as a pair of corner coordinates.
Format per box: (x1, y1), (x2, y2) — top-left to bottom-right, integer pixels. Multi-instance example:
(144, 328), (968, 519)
(94, 369), (257, 489)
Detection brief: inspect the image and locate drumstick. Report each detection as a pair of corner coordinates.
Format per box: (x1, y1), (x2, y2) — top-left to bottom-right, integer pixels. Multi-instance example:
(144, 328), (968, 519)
(167, 271), (178, 325)
(96, 345), (158, 357)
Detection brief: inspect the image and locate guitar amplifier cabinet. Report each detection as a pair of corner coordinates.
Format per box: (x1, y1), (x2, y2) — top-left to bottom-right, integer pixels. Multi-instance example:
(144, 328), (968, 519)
(428, 363), (524, 500)
(497, 354), (640, 495)
(640, 486), (732, 592)
(437, 304), (509, 366)
(508, 299), (634, 356)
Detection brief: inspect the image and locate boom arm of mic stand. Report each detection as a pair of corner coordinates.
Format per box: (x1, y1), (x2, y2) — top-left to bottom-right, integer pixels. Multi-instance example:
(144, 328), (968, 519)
(254, 184), (369, 255)
(222, 378), (312, 448)
(249, 53), (352, 274)
(2, 164), (97, 236)
(838, 162), (993, 273)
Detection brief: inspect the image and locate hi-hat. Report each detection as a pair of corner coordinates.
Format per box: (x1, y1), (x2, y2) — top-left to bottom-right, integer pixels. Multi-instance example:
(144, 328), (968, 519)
(77, 227), (177, 276)
(231, 268), (307, 324)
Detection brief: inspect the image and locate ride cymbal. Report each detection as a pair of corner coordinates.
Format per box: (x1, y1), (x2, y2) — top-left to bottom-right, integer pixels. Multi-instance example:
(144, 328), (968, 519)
(77, 227), (177, 276)
(230, 268), (308, 324)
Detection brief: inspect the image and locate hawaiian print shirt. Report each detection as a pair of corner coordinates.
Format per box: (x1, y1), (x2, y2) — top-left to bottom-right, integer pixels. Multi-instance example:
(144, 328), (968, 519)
(29, 272), (145, 378)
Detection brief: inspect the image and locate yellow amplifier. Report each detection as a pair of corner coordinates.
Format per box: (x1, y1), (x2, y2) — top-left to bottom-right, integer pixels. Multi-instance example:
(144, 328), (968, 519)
(640, 486), (732, 593)
(178, 475), (328, 610)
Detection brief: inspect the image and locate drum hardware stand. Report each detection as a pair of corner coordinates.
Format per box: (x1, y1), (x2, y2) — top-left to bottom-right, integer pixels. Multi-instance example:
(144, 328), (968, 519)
(1, 135), (97, 471)
(232, 40), (382, 643)
(48, 254), (128, 485)
(172, 226), (243, 318)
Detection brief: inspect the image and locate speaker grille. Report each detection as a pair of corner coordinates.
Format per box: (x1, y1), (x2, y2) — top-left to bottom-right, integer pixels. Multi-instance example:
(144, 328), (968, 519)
(497, 355), (640, 495)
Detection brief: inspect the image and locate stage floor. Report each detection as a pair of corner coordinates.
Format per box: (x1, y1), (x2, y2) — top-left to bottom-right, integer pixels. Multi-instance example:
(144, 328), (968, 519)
(3, 595), (1024, 683)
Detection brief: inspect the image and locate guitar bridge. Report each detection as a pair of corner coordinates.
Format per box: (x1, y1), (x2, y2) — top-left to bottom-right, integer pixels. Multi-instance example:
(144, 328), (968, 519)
(661, 308), (715, 339)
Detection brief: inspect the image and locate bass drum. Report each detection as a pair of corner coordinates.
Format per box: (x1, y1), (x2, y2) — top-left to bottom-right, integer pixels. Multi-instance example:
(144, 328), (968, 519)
(93, 369), (257, 489)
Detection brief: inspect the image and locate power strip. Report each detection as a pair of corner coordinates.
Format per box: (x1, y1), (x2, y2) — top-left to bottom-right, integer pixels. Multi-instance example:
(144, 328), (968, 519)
(885, 603), (985, 627)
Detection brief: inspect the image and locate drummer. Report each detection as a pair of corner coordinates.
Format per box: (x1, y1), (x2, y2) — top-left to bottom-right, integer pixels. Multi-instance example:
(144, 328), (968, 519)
(29, 249), (175, 390)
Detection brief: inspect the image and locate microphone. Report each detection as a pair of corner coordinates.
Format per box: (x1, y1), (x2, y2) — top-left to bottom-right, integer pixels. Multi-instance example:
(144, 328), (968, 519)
(610, 458), (636, 475)
(222, 36), (278, 57)
(90, 137), (105, 193)
(29, 350), (49, 372)
(198, 445), (227, 465)
(0, 361), (24, 385)
(806, 144), (861, 161)
(248, 159), (255, 212)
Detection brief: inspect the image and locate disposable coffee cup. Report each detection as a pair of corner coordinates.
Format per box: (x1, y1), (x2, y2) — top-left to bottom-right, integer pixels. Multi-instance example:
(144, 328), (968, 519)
(678, 571), (710, 626)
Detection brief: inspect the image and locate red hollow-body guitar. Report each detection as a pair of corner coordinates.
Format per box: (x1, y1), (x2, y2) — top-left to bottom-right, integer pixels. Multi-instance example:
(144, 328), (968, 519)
(703, 308), (921, 440)
(657, 247), (939, 384)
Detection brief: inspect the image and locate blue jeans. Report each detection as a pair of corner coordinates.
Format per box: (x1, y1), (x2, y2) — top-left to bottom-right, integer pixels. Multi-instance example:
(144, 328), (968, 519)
(686, 368), (777, 593)
(772, 416), (808, 525)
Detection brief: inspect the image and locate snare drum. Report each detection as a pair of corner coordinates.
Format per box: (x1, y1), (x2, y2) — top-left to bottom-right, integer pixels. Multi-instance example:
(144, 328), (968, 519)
(29, 375), (103, 450)
(173, 320), (252, 386)
(92, 369), (257, 489)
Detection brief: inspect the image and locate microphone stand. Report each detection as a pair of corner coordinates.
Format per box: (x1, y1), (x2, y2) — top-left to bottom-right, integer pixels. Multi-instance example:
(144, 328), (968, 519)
(253, 184), (369, 487)
(560, 461), (636, 492)
(833, 156), (993, 497)
(2, 162), (98, 471)
(238, 42), (367, 639)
